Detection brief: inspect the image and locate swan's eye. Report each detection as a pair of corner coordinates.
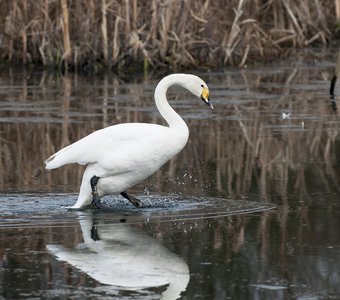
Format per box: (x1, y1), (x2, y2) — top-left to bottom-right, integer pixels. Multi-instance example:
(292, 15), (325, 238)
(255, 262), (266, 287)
(201, 84), (204, 88)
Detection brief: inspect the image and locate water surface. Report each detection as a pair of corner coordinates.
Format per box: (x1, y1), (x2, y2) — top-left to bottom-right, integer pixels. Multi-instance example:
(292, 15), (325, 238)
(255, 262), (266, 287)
(1, 61), (340, 299)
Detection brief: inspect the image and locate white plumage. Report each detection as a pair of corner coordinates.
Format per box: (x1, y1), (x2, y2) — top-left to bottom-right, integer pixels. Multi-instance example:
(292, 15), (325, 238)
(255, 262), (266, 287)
(45, 74), (213, 208)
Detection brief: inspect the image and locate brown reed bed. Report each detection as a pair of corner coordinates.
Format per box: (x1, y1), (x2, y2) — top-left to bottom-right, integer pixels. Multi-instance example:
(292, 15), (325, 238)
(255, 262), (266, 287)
(0, 0), (337, 72)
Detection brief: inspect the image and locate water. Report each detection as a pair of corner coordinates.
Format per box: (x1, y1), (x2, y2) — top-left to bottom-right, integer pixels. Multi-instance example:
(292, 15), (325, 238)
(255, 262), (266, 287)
(1, 59), (340, 299)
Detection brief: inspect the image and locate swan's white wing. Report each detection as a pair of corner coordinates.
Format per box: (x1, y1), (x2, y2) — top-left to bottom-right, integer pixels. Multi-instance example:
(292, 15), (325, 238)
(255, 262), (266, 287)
(45, 123), (174, 171)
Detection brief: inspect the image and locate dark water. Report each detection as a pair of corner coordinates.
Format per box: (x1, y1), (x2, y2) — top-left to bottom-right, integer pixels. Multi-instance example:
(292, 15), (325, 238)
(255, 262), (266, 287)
(1, 60), (340, 299)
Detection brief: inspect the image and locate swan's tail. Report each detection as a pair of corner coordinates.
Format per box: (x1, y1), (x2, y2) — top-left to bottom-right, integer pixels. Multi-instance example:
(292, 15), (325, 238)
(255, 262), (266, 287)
(44, 144), (74, 170)
(44, 155), (57, 170)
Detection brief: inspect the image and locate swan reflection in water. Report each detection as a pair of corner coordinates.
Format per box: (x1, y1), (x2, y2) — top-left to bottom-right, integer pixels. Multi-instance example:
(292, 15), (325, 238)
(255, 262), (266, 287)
(47, 212), (190, 299)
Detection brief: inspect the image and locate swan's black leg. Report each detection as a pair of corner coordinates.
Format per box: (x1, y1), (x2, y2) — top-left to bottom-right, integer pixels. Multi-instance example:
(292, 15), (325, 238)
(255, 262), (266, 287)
(90, 175), (101, 209)
(90, 220), (100, 241)
(120, 191), (142, 207)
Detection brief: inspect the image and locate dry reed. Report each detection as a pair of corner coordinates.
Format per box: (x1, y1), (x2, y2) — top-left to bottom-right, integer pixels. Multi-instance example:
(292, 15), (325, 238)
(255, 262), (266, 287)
(0, 0), (337, 71)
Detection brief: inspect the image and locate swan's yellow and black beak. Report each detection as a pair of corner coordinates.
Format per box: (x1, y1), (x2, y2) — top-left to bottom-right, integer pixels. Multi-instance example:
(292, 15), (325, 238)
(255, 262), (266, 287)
(201, 87), (214, 110)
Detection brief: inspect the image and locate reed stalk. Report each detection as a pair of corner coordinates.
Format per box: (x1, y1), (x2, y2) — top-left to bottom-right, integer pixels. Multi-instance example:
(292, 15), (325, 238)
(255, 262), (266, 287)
(336, 0), (340, 22)
(60, 0), (71, 64)
(101, 0), (108, 66)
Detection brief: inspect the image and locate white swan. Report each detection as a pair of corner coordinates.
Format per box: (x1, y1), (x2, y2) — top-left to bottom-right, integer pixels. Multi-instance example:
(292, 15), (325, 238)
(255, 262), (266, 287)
(45, 74), (213, 209)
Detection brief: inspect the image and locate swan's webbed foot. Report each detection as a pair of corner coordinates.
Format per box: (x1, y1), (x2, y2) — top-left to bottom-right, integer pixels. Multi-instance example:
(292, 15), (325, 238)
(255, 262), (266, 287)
(90, 175), (101, 209)
(120, 191), (142, 207)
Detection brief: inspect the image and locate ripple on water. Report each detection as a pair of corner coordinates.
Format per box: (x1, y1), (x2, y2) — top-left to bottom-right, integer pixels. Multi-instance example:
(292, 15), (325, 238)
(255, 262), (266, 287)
(0, 193), (275, 228)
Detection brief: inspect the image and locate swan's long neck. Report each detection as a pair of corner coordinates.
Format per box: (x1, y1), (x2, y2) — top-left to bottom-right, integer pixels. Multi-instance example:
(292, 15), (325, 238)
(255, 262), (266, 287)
(154, 74), (189, 134)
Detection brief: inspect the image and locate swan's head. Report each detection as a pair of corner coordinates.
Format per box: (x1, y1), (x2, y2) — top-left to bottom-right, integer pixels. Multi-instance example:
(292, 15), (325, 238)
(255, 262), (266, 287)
(184, 74), (213, 110)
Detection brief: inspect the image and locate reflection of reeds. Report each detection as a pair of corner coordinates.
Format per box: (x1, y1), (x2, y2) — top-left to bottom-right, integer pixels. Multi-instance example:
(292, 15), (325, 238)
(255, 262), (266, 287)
(0, 0), (336, 70)
(1, 69), (339, 299)
(1, 64), (340, 296)
(0, 66), (339, 205)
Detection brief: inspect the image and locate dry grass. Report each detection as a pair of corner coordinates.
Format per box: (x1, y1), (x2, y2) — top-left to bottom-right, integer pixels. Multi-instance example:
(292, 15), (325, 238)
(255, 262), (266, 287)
(0, 0), (337, 71)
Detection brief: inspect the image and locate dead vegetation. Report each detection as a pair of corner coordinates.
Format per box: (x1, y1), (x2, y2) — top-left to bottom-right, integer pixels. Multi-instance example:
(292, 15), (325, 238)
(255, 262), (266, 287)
(0, 0), (337, 71)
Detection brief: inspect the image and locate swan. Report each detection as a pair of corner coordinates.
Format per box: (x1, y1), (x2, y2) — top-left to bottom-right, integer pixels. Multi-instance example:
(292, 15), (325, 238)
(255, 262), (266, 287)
(44, 73), (213, 209)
